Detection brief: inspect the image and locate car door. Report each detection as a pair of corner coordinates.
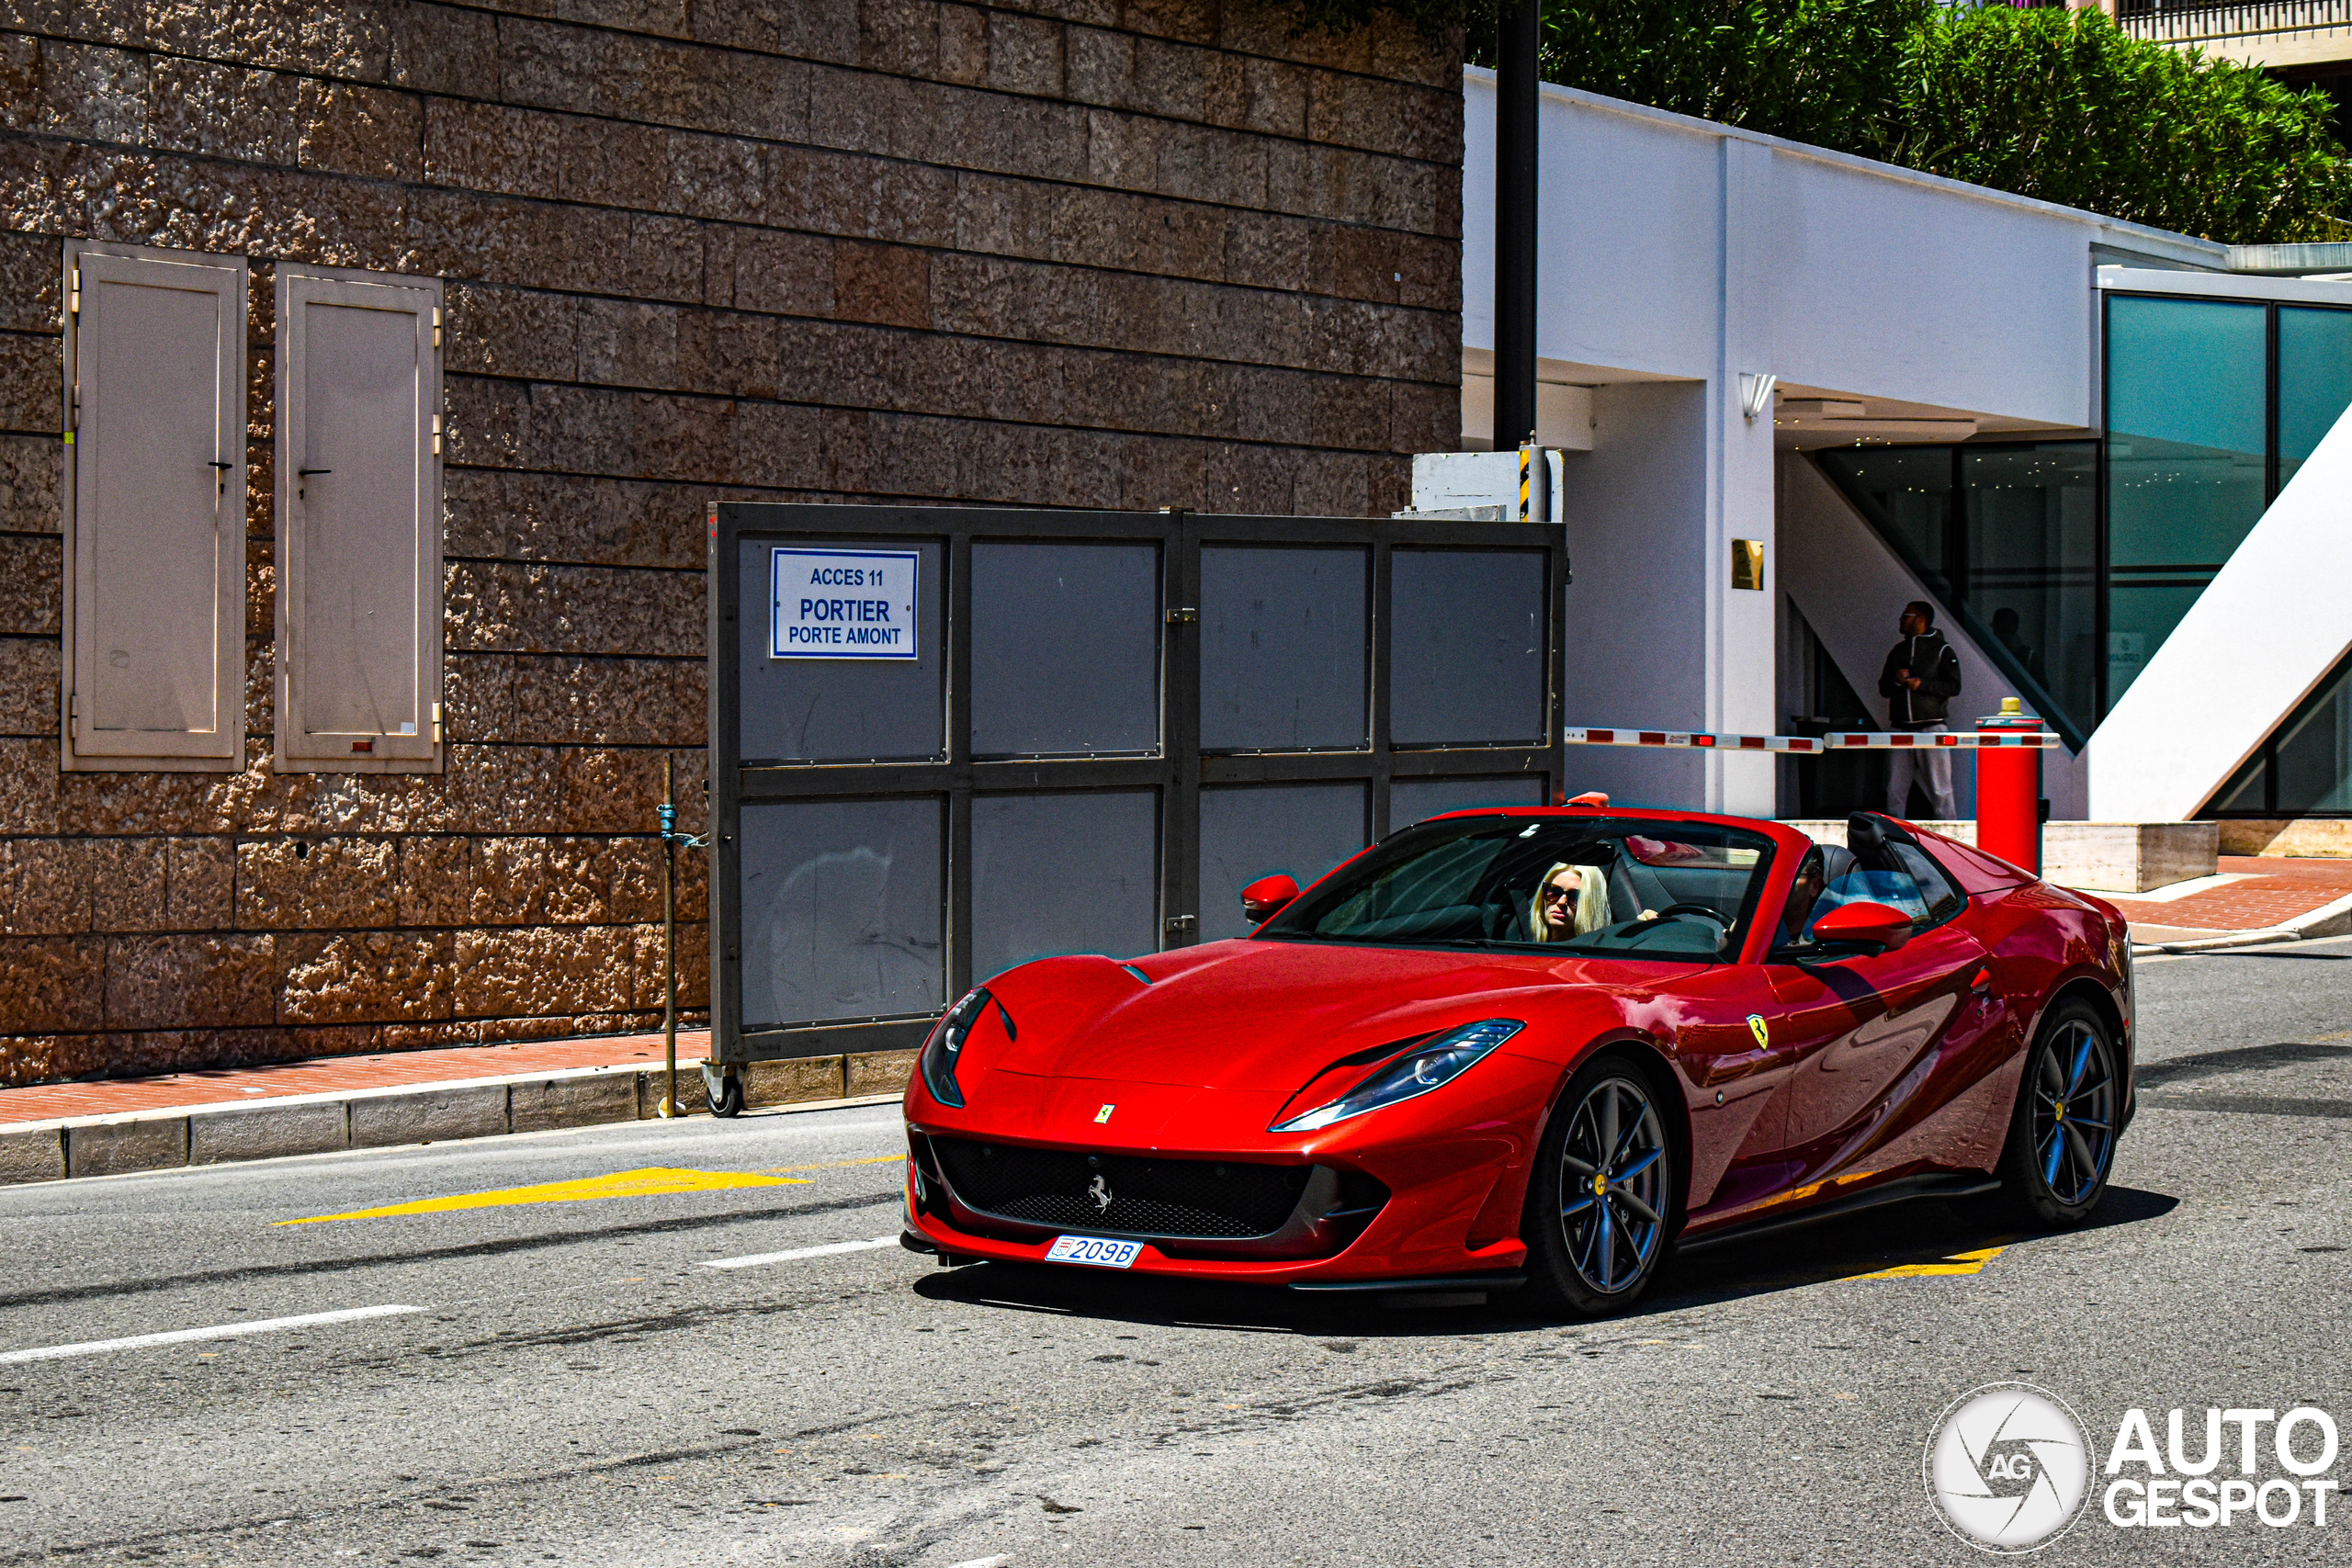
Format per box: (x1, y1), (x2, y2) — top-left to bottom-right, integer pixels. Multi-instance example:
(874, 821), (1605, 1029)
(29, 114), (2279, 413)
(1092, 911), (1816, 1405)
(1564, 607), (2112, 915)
(1768, 837), (1992, 1179)
(1664, 958), (1817, 1218)
(1685, 843), (1878, 1214)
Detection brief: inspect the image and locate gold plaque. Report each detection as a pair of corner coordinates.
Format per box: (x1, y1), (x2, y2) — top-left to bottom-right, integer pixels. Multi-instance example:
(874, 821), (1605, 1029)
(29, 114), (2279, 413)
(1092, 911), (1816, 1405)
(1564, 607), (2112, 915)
(1732, 539), (1765, 592)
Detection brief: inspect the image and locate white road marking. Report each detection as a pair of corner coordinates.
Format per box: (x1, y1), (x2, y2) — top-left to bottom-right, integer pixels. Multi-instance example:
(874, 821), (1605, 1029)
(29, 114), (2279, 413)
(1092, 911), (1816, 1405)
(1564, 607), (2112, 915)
(699, 1235), (901, 1270)
(946, 1558), (1012, 1568)
(0, 1304), (423, 1365)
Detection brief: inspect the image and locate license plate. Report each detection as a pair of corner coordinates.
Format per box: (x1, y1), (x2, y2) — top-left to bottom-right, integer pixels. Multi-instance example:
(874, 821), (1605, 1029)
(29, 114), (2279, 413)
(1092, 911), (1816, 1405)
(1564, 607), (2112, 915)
(1045, 1235), (1142, 1269)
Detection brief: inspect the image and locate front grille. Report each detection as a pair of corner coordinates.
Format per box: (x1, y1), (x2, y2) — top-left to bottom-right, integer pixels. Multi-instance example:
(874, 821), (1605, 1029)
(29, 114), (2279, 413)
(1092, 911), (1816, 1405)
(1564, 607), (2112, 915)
(930, 1138), (1312, 1239)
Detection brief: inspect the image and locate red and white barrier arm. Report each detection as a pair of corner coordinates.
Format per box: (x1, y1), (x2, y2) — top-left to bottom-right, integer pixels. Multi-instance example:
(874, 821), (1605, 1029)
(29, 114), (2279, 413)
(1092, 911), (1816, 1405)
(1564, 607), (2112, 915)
(1564, 727), (2061, 751)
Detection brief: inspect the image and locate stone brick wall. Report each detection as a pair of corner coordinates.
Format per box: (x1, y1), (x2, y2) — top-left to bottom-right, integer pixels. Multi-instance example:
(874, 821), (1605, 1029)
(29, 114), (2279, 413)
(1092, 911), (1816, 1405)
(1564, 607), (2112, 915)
(0, 1), (1463, 1087)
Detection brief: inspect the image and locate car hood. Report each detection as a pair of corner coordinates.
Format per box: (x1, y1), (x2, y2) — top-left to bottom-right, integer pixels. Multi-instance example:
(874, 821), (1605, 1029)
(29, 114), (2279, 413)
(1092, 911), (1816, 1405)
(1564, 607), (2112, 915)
(969, 938), (1709, 1095)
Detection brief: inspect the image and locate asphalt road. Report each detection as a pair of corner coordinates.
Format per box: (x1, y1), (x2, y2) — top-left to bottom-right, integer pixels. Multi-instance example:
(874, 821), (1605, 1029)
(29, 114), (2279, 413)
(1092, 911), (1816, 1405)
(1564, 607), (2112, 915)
(4, 939), (2348, 1566)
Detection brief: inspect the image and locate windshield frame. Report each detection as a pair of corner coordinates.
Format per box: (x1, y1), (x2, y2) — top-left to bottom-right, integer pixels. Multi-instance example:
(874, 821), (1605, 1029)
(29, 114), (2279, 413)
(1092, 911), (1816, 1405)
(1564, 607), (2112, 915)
(1250, 810), (1781, 964)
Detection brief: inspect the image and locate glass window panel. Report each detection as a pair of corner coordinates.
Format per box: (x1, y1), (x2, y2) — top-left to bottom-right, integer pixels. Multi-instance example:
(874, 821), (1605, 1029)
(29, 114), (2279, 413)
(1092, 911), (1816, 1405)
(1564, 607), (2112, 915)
(970, 791), (1159, 981)
(1889, 842), (1965, 925)
(1814, 447), (1951, 598)
(2271, 660), (2352, 815)
(1791, 605), (1888, 818)
(2278, 306), (2352, 492)
(1199, 546), (1368, 751)
(739, 538), (944, 761)
(1390, 774), (1545, 829)
(1390, 549), (1546, 746)
(739, 796), (944, 1029)
(2104, 586), (2206, 711)
(2105, 296), (2268, 705)
(971, 542), (1160, 757)
(2209, 750), (2268, 817)
(1198, 782), (1369, 943)
(1959, 444), (2100, 745)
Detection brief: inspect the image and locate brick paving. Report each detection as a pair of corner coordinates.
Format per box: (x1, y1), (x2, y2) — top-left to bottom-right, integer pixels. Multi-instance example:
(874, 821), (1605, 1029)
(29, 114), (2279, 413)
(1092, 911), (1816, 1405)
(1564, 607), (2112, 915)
(2099, 856), (2352, 939)
(0, 1030), (712, 1127)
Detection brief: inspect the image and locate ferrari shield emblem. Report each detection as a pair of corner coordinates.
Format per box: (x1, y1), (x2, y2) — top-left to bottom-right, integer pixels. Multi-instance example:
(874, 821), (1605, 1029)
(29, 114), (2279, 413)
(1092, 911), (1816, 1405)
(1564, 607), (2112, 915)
(1747, 1014), (1770, 1050)
(1094, 1103), (1115, 1123)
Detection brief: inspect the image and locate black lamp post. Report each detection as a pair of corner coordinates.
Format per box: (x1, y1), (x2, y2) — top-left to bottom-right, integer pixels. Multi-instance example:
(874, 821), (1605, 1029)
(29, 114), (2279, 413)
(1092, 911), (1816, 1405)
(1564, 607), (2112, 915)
(1493, 0), (1539, 452)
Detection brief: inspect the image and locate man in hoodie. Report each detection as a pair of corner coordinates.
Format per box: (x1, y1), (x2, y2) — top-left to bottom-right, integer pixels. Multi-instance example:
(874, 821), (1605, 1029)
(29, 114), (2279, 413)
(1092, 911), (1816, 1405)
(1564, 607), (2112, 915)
(1879, 600), (1962, 818)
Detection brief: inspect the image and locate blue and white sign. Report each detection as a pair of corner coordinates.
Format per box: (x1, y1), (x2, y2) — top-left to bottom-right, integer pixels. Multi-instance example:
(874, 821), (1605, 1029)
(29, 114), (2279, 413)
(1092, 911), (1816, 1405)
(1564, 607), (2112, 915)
(769, 547), (919, 660)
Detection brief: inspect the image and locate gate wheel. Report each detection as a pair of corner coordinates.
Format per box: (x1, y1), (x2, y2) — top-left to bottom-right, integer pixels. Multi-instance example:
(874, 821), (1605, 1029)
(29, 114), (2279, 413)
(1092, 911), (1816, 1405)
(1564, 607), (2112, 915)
(702, 1062), (746, 1118)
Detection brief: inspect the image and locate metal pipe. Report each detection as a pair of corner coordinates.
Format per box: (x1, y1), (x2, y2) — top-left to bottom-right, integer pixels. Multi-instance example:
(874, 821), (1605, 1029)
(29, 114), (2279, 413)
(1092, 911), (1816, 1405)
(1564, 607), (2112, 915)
(1494, 0), (1540, 451)
(661, 755), (679, 1119)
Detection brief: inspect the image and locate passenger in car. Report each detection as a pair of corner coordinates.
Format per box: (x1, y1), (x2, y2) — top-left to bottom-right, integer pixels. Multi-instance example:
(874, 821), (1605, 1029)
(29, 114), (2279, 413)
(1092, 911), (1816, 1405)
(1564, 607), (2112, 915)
(1781, 850), (1828, 946)
(1531, 863), (1611, 942)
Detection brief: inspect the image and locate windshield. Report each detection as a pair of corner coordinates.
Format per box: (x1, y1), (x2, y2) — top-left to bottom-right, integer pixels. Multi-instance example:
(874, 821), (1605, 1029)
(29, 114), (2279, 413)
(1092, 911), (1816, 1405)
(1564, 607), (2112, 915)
(1257, 815), (1777, 961)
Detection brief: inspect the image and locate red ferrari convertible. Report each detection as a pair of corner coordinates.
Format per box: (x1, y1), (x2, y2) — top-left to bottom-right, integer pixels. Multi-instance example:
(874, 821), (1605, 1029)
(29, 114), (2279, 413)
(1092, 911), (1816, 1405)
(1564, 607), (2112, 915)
(899, 805), (2134, 1316)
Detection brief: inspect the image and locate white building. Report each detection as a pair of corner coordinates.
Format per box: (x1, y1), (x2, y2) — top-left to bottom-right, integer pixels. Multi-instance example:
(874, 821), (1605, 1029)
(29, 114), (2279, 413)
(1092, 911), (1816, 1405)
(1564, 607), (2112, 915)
(1457, 69), (2352, 833)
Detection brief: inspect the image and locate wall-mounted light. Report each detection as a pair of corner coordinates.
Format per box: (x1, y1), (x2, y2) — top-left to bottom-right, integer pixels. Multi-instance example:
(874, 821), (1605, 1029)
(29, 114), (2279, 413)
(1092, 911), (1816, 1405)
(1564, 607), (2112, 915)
(1738, 372), (1778, 423)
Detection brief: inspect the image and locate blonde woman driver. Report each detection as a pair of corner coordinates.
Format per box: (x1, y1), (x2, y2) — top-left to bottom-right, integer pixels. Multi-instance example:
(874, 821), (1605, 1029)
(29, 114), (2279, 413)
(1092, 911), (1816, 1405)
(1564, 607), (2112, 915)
(1531, 862), (1611, 942)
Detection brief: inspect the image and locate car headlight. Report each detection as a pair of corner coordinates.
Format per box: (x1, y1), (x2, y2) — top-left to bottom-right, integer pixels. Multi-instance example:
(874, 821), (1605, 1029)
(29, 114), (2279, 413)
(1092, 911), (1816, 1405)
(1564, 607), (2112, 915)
(919, 987), (996, 1109)
(1270, 1019), (1522, 1133)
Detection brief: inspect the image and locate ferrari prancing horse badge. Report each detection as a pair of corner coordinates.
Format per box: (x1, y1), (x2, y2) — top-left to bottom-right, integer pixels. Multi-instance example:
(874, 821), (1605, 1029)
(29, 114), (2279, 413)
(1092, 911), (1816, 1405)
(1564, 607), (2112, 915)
(1747, 1014), (1770, 1050)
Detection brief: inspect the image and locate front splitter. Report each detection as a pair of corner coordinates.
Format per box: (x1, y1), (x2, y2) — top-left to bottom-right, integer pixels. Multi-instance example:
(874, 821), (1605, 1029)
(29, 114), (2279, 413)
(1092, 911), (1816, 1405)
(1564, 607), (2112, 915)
(902, 1228), (1524, 1297)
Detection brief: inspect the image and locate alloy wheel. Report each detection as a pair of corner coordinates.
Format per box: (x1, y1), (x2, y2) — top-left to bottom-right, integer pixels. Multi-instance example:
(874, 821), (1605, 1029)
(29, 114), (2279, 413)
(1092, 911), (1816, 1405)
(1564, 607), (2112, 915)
(2031, 1019), (2115, 1206)
(1557, 1075), (1668, 1294)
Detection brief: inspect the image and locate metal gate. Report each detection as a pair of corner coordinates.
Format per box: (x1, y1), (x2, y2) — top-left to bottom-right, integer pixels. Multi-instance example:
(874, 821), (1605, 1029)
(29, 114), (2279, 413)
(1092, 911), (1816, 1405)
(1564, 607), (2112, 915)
(707, 503), (1571, 1068)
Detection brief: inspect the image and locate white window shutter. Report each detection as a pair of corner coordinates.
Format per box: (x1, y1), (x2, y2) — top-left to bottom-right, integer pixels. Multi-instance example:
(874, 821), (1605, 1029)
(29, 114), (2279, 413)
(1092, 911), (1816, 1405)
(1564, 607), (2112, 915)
(275, 265), (444, 773)
(62, 241), (248, 771)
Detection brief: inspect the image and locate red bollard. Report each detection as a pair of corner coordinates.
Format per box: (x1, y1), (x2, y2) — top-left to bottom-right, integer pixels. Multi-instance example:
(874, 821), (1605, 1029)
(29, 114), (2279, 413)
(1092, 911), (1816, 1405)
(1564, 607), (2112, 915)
(1975, 697), (2042, 876)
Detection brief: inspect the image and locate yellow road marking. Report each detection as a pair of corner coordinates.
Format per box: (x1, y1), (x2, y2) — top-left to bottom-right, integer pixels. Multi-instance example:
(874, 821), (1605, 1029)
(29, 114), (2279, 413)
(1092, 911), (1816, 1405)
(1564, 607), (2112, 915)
(276, 1166), (811, 1226)
(1852, 1245), (2007, 1280)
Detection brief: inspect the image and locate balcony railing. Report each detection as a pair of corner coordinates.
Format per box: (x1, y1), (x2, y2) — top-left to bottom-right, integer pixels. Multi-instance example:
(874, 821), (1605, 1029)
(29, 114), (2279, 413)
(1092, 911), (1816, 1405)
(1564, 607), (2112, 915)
(2116, 0), (2352, 43)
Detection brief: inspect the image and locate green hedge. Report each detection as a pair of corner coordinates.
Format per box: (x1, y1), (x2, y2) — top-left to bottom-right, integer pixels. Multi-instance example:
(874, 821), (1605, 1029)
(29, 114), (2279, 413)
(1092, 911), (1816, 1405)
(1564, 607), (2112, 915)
(1889, 7), (2351, 242)
(1329, 1), (2352, 243)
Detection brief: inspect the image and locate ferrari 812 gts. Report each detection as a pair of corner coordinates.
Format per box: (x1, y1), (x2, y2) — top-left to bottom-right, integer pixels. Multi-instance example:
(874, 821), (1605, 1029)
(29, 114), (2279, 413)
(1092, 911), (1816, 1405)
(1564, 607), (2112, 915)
(899, 805), (2132, 1315)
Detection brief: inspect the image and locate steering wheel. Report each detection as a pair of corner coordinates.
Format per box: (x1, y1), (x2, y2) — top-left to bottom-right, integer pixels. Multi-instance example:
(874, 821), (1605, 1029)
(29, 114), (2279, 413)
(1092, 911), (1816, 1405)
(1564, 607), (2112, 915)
(1654, 902), (1734, 931)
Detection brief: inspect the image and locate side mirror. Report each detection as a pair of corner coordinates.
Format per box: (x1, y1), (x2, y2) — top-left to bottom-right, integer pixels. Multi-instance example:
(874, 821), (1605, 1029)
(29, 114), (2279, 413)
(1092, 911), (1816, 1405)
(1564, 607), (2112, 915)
(1240, 874), (1299, 925)
(1810, 900), (1914, 955)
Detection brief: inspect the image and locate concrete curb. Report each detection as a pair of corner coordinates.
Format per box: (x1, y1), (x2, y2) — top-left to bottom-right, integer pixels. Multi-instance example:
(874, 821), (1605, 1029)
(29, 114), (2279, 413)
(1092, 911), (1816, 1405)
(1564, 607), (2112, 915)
(2132, 931), (2295, 958)
(2129, 889), (2352, 958)
(0, 1051), (915, 1189)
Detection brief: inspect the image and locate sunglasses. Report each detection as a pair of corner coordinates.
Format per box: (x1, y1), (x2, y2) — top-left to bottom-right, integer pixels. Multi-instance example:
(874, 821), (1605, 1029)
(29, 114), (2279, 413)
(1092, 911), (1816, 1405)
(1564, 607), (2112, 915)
(1542, 885), (1577, 904)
